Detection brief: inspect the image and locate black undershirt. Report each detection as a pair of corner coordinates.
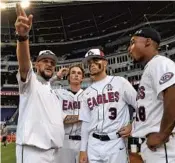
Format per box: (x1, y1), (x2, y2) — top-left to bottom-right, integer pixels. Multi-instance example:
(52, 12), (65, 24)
(67, 89), (77, 95)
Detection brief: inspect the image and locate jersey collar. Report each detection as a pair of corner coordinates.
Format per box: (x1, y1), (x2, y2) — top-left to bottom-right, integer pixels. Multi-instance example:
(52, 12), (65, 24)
(36, 75), (50, 85)
(143, 55), (159, 70)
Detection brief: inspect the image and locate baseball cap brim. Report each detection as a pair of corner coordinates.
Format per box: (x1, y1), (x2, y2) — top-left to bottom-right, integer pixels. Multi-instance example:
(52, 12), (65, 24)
(36, 54), (58, 63)
(83, 55), (106, 64)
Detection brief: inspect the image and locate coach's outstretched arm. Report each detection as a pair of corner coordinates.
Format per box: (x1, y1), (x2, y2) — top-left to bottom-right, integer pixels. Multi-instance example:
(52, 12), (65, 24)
(15, 3), (33, 81)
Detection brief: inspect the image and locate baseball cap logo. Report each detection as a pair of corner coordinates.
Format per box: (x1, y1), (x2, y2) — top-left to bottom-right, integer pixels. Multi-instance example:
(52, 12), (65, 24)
(39, 50), (55, 56)
(83, 49), (106, 63)
(135, 30), (142, 34)
(87, 50), (95, 56)
(37, 50), (57, 62)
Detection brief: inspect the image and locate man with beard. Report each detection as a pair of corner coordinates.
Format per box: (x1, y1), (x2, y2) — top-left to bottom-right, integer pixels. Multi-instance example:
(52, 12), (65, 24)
(79, 49), (137, 163)
(15, 4), (65, 163)
(128, 27), (175, 163)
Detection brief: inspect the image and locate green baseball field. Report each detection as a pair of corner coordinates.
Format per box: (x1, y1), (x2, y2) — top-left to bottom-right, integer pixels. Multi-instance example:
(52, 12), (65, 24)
(1, 143), (16, 163)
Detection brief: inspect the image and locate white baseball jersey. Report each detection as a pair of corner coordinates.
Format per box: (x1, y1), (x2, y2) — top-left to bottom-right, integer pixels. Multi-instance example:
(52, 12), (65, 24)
(132, 55), (175, 137)
(79, 75), (137, 135)
(55, 88), (84, 136)
(16, 65), (64, 149)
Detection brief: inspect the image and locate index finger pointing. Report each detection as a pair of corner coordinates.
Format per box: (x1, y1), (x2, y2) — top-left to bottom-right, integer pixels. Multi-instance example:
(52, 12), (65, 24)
(16, 3), (21, 16)
(18, 3), (27, 17)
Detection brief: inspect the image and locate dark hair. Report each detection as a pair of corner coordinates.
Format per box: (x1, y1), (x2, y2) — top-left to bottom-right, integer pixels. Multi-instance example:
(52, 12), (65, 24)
(68, 65), (85, 78)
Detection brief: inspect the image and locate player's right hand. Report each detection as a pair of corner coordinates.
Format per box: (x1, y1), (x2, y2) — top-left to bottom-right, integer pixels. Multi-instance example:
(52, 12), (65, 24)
(15, 3), (33, 36)
(56, 67), (69, 79)
(119, 124), (132, 138)
(79, 151), (88, 163)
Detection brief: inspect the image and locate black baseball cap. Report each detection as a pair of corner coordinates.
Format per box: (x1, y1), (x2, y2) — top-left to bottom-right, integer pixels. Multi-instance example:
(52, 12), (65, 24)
(36, 50), (57, 63)
(133, 27), (161, 45)
(83, 49), (106, 63)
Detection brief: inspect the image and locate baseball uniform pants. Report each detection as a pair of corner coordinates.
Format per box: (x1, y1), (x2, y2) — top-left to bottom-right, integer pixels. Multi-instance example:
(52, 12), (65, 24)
(141, 134), (175, 163)
(16, 144), (60, 163)
(57, 135), (81, 163)
(87, 134), (129, 163)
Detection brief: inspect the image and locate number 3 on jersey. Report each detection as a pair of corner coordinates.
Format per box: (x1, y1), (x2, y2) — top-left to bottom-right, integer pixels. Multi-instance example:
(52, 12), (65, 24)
(136, 106), (146, 121)
(109, 107), (117, 120)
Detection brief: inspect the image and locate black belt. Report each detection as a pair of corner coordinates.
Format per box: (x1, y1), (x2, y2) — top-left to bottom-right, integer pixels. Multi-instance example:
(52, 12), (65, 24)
(69, 135), (81, 140)
(92, 133), (111, 141)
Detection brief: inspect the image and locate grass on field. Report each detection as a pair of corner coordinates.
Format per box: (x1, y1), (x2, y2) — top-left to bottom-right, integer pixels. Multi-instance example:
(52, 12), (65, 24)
(1, 143), (16, 163)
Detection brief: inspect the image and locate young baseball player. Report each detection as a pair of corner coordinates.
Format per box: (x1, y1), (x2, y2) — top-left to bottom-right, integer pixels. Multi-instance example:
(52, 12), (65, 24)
(15, 4), (65, 163)
(128, 27), (175, 163)
(79, 49), (137, 163)
(54, 65), (85, 163)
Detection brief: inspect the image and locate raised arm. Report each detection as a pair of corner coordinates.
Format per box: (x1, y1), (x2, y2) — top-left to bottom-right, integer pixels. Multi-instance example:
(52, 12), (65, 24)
(15, 3), (33, 81)
(50, 67), (69, 83)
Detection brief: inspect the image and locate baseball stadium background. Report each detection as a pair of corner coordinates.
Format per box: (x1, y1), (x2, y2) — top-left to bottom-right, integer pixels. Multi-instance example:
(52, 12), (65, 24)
(1, 1), (175, 163)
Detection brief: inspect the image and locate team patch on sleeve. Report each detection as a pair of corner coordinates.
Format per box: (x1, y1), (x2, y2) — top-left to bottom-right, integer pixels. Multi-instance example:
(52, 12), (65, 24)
(159, 72), (174, 85)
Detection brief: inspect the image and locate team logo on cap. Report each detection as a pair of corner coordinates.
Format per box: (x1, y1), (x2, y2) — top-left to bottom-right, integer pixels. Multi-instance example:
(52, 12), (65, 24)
(87, 50), (95, 56)
(85, 49), (104, 58)
(159, 72), (174, 85)
(135, 30), (142, 34)
(39, 50), (55, 56)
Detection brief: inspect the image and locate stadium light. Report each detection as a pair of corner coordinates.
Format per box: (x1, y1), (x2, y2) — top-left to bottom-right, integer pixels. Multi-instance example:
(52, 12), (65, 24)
(21, 0), (30, 8)
(0, 2), (7, 9)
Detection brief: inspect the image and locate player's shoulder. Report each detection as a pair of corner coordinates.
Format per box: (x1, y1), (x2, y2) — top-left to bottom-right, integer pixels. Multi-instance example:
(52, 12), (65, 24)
(150, 55), (174, 67)
(79, 88), (85, 94)
(54, 88), (69, 95)
(80, 86), (92, 98)
(146, 55), (175, 75)
(111, 75), (129, 84)
(82, 86), (91, 94)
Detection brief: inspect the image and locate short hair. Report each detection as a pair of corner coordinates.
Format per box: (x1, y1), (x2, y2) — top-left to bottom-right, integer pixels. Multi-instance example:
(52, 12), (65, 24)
(68, 65), (85, 78)
(152, 41), (159, 50)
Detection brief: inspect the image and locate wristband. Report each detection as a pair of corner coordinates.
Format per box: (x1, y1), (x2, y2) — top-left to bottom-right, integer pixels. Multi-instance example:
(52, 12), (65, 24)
(16, 34), (29, 42)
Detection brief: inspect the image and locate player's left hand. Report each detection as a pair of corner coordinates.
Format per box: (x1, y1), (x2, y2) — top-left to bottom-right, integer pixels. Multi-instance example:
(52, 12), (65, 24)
(56, 67), (69, 79)
(119, 124), (132, 138)
(146, 132), (168, 151)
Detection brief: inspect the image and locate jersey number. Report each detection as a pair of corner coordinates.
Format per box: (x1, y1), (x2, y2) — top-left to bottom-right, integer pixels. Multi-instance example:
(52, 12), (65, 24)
(109, 107), (117, 120)
(136, 106), (146, 121)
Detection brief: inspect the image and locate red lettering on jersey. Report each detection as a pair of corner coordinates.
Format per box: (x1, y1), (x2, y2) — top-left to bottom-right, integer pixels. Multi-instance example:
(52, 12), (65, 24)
(92, 97), (98, 107)
(136, 86), (145, 100)
(73, 101), (80, 109)
(87, 98), (93, 110)
(86, 91), (120, 110)
(63, 100), (68, 110)
(68, 102), (73, 110)
(97, 94), (103, 104)
(73, 101), (77, 109)
(63, 100), (81, 110)
(103, 94), (108, 103)
(114, 91), (119, 102)
(108, 92), (115, 102)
